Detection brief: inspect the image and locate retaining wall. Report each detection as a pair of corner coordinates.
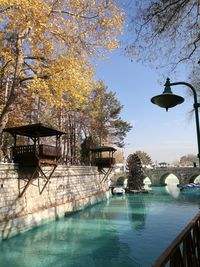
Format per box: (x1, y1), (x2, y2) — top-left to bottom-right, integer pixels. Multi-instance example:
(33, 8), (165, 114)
(0, 164), (109, 240)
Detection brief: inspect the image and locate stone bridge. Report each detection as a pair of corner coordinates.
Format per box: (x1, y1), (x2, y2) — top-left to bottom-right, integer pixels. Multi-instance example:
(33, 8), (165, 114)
(111, 167), (200, 185)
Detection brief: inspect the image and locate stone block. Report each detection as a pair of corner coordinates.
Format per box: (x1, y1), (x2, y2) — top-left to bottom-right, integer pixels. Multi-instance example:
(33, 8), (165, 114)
(0, 164), (110, 241)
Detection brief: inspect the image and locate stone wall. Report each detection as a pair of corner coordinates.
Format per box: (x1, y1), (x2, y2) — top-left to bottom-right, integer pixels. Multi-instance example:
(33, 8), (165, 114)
(0, 164), (109, 240)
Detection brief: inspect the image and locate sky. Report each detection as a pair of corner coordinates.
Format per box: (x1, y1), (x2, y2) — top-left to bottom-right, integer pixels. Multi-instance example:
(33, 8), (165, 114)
(94, 49), (197, 164)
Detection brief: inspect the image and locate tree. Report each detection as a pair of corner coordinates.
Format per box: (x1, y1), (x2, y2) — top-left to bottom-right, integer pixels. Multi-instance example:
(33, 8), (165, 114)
(114, 149), (125, 164)
(135, 150), (152, 166)
(112, 118), (132, 147)
(83, 80), (132, 147)
(188, 66), (200, 103)
(179, 153), (198, 167)
(126, 0), (200, 70)
(0, 0), (124, 137)
(80, 136), (96, 165)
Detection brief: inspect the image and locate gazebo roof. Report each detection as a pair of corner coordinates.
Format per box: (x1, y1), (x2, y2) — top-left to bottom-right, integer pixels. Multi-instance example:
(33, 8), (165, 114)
(91, 146), (117, 152)
(3, 123), (65, 138)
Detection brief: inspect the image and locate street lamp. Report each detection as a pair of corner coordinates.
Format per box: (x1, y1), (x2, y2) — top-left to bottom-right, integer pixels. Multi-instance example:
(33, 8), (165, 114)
(151, 77), (200, 167)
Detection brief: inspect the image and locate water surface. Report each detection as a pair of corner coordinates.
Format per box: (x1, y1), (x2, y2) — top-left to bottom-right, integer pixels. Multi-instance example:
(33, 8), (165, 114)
(0, 186), (199, 267)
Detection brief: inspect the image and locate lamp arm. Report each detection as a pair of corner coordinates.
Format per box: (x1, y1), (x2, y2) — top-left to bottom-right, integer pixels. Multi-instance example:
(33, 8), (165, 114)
(169, 81), (199, 106)
(170, 81), (200, 165)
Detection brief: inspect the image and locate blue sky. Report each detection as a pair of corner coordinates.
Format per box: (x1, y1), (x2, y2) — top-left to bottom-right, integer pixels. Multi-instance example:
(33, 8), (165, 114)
(95, 49), (197, 163)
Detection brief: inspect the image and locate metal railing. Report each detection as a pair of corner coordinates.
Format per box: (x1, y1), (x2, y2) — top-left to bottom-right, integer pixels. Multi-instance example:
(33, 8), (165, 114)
(152, 212), (200, 267)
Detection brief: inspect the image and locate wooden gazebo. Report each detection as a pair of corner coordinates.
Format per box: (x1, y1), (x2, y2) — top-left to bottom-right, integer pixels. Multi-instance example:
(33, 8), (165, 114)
(3, 123), (65, 197)
(91, 146), (116, 183)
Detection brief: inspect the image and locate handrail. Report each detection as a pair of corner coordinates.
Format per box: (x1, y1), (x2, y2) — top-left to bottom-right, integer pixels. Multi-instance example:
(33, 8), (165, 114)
(13, 145), (36, 154)
(152, 212), (200, 267)
(12, 144), (61, 157)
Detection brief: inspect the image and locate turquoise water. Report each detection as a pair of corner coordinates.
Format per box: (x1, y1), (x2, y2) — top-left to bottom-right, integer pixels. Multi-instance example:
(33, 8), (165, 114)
(0, 186), (199, 267)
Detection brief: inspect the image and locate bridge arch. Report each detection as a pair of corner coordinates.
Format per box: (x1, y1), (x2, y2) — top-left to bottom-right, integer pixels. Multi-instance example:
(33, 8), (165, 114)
(143, 177), (151, 185)
(189, 174), (200, 184)
(110, 172), (126, 185)
(116, 176), (127, 186)
(143, 167), (200, 185)
(160, 173), (179, 185)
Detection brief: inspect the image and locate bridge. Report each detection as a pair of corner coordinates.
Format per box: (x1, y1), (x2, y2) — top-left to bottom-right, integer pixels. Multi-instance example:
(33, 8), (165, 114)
(111, 167), (200, 185)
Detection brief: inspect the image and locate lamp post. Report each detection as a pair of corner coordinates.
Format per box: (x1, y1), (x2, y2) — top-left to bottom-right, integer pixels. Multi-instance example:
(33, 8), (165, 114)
(151, 77), (200, 167)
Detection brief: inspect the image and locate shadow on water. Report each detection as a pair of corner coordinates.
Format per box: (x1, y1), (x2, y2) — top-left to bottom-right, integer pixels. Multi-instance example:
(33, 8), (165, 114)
(0, 199), (141, 267)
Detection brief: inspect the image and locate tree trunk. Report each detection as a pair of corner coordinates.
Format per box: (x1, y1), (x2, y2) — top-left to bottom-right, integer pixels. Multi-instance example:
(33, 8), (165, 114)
(0, 28), (30, 157)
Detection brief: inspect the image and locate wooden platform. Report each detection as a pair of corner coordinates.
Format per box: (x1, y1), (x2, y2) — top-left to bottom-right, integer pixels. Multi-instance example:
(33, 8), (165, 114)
(3, 123), (65, 197)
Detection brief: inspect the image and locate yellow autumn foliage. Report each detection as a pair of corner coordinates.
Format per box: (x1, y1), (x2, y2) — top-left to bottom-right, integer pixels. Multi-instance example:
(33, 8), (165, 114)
(0, 0), (124, 112)
(29, 53), (94, 108)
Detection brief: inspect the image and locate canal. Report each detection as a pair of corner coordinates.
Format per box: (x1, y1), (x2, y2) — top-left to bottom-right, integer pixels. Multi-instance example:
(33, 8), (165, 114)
(0, 185), (199, 267)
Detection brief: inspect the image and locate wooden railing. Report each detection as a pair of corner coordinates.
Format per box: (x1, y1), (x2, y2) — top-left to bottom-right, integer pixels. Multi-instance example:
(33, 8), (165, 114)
(93, 157), (116, 168)
(13, 145), (61, 157)
(12, 145), (62, 166)
(152, 212), (200, 267)
(13, 145), (36, 155)
(39, 144), (61, 158)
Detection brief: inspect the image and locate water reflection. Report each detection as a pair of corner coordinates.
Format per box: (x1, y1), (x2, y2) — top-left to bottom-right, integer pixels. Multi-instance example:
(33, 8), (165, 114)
(0, 201), (140, 267)
(164, 174), (180, 198)
(165, 184), (180, 198)
(127, 195), (148, 231)
(194, 175), (200, 184)
(0, 188), (199, 267)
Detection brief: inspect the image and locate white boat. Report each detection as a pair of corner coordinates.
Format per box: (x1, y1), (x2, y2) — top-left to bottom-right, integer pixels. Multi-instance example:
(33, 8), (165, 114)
(112, 187), (125, 195)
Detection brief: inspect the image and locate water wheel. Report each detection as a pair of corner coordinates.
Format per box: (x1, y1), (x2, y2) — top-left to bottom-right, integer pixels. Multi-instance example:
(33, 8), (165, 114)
(126, 153), (144, 191)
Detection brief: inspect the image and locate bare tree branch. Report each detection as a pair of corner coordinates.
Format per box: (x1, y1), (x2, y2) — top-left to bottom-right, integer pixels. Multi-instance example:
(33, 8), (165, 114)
(24, 56), (46, 61)
(52, 9), (99, 19)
